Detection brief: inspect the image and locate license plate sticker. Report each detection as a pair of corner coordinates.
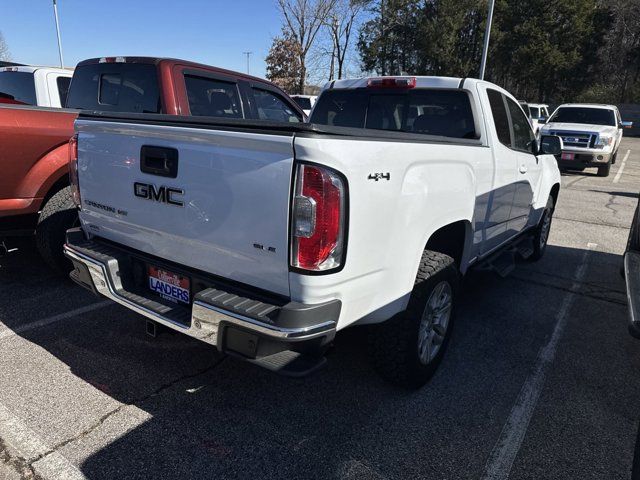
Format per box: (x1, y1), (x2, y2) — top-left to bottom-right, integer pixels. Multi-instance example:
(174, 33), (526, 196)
(561, 152), (575, 161)
(148, 266), (190, 304)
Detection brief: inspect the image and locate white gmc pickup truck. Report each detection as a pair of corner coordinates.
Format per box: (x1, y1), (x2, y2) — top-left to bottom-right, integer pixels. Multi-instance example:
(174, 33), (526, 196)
(64, 76), (562, 388)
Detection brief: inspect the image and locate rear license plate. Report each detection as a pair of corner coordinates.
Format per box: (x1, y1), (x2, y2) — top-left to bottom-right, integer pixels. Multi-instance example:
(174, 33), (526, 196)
(561, 152), (575, 161)
(148, 266), (190, 304)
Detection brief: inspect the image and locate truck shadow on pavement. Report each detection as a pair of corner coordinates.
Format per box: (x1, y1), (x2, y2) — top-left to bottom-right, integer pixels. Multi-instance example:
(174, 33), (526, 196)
(1, 240), (639, 479)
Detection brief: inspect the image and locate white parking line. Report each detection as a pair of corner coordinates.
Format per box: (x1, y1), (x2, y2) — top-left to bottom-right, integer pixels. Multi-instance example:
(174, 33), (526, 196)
(0, 403), (87, 479)
(0, 301), (111, 341)
(480, 242), (597, 480)
(613, 149), (631, 183)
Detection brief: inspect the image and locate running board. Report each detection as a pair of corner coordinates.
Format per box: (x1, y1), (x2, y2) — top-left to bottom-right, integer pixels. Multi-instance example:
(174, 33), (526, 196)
(477, 235), (534, 277)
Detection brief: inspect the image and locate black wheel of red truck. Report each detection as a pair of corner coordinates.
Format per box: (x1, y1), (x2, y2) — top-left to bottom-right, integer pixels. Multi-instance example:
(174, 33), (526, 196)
(35, 186), (78, 273)
(597, 163), (611, 177)
(529, 196), (555, 262)
(368, 250), (458, 389)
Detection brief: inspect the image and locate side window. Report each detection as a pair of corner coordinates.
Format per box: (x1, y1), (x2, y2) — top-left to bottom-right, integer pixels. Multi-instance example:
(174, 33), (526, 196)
(184, 75), (242, 118)
(57, 76), (71, 107)
(506, 97), (536, 153)
(487, 89), (511, 146)
(252, 88), (301, 123)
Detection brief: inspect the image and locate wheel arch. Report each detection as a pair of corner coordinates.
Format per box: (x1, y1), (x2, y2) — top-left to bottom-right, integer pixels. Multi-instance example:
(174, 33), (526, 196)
(424, 219), (473, 274)
(16, 142), (70, 212)
(550, 182), (560, 207)
(40, 174), (70, 211)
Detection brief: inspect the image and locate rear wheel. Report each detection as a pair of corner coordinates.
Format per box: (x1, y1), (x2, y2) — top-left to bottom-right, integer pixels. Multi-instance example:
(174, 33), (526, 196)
(35, 187), (78, 272)
(597, 163), (611, 177)
(368, 251), (458, 389)
(529, 196), (554, 262)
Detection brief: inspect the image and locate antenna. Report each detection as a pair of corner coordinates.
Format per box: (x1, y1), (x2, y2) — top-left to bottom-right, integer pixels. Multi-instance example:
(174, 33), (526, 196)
(243, 51), (253, 74)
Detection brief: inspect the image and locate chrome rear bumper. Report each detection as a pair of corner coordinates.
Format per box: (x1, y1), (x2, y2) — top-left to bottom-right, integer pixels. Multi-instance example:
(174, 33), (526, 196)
(63, 229), (338, 354)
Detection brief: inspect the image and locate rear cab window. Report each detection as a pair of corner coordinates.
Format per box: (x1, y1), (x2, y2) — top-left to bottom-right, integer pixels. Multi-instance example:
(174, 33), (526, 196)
(66, 63), (161, 113)
(310, 88), (476, 139)
(0, 71), (36, 105)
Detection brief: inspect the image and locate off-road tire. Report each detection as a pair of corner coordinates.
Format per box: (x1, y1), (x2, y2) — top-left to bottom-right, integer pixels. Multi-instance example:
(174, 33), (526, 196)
(368, 251), (458, 389)
(529, 196), (555, 262)
(597, 163), (611, 177)
(35, 187), (78, 272)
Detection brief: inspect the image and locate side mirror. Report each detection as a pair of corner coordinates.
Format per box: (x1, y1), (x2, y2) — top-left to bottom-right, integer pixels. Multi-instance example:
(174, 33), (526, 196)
(539, 135), (563, 156)
(621, 121), (634, 129)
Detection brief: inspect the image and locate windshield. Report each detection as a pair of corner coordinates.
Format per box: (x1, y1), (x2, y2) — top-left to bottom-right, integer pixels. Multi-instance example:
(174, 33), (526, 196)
(529, 106), (540, 118)
(310, 88), (476, 139)
(549, 107), (616, 126)
(0, 71), (36, 105)
(293, 97), (312, 110)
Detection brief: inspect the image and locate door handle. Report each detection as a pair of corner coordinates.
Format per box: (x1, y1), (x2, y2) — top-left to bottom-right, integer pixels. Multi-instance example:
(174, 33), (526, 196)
(519, 164), (528, 174)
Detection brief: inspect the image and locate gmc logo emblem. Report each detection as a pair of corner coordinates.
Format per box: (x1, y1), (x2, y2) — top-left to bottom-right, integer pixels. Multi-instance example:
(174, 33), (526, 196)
(134, 182), (184, 207)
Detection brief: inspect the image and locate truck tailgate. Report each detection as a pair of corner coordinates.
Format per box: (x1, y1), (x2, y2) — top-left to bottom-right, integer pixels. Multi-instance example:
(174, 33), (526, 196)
(76, 119), (294, 297)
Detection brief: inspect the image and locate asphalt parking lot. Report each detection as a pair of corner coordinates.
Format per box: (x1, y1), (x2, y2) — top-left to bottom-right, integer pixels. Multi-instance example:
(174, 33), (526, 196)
(1, 138), (640, 480)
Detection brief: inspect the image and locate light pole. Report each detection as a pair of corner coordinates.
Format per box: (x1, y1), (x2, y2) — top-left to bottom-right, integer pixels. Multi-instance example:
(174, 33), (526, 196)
(479, 0), (495, 80)
(52, 0), (64, 68)
(243, 51), (253, 75)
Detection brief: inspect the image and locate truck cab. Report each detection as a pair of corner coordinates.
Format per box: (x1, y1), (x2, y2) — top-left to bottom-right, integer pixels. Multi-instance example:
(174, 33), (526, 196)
(0, 65), (72, 108)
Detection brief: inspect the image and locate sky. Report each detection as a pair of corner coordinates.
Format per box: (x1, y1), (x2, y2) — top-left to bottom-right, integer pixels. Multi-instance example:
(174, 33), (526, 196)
(1, 0), (285, 78)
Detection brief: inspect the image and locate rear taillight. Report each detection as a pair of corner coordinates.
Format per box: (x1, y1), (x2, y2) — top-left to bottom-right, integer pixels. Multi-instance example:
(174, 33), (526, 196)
(68, 134), (81, 208)
(291, 164), (346, 272)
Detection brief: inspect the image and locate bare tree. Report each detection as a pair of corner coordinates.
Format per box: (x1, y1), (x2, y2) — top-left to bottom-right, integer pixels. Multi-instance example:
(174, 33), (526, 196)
(277, 0), (337, 93)
(0, 31), (11, 61)
(325, 0), (370, 80)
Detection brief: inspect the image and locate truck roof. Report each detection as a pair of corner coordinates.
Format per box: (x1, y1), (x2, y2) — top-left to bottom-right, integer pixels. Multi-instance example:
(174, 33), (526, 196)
(327, 76), (465, 90)
(556, 103), (617, 110)
(77, 56), (273, 86)
(0, 65), (73, 75)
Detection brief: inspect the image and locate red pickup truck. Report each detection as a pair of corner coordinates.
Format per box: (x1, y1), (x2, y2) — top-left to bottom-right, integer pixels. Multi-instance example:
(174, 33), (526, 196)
(0, 57), (304, 270)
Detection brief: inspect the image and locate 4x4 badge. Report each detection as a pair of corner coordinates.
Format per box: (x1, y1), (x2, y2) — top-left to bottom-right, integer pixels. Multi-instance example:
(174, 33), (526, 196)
(368, 172), (390, 181)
